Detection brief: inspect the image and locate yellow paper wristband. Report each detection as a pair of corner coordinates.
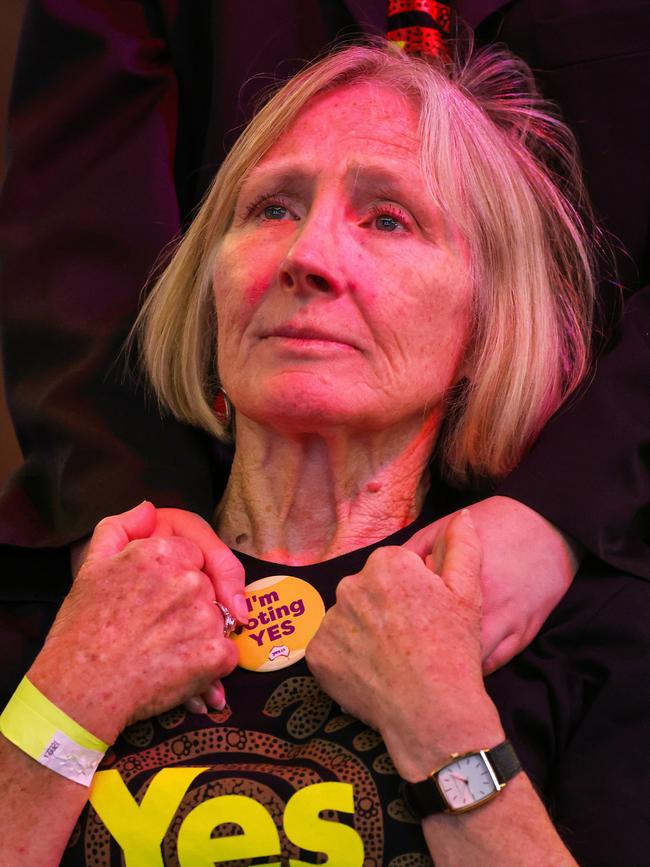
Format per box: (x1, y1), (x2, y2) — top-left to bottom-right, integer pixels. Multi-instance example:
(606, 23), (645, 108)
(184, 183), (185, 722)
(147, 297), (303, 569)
(0, 676), (110, 786)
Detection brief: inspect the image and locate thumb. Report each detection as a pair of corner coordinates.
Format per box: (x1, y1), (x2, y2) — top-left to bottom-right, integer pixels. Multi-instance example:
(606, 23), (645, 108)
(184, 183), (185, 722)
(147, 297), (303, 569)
(439, 508), (483, 604)
(403, 514), (449, 561)
(84, 501), (157, 563)
(155, 508), (248, 623)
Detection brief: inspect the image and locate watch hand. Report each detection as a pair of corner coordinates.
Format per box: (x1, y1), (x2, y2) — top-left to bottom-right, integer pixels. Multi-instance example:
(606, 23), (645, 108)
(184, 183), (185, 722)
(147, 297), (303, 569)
(450, 772), (468, 783)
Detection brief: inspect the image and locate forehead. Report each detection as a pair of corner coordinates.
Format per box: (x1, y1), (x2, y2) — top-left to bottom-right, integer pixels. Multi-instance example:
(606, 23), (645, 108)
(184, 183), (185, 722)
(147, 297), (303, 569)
(251, 81), (422, 178)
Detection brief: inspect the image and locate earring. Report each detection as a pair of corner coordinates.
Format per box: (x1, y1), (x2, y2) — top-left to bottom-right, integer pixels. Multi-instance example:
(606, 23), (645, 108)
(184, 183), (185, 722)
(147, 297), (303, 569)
(213, 386), (233, 429)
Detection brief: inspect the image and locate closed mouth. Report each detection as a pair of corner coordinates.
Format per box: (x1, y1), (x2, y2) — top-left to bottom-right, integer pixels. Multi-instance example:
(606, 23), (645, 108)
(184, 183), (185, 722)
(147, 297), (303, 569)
(263, 326), (357, 349)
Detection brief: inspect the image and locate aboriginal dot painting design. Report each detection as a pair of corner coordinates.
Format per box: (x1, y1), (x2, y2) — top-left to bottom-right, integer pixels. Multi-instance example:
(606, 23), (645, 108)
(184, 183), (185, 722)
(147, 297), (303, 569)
(63, 510), (444, 867)
(71, 674), (439, 866)
(263, 675), (333, 738)
(389, 855), (435, 866)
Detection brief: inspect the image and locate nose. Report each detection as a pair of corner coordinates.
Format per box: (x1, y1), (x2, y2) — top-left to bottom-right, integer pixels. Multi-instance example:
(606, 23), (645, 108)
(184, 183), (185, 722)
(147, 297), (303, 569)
(279, 207), (346, 297)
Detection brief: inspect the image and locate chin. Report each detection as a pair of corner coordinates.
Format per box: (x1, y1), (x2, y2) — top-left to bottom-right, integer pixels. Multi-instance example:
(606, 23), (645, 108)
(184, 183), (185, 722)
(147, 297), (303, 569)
(236, 376), (367, 434)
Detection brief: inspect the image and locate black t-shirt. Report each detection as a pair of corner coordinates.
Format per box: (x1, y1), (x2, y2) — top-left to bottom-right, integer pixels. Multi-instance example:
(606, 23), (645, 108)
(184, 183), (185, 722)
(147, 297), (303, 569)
(60, 513), (439, 866)
(2, 509), (649, 866)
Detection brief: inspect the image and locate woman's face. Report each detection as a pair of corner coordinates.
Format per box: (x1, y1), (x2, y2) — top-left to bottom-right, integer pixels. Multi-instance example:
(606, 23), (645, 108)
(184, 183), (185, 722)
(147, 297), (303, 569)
(213, 81), (472, 436)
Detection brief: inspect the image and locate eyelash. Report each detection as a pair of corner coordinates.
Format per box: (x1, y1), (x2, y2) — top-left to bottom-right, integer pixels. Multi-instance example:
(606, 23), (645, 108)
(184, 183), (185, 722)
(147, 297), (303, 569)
(367, 202), (410, 230)
(243, 194), (411, 230)
(243, 193), (294, 220)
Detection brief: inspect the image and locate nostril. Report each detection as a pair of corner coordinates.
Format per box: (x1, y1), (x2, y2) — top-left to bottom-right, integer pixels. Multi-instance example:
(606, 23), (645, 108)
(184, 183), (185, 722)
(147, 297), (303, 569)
(308, 274), (330, 292)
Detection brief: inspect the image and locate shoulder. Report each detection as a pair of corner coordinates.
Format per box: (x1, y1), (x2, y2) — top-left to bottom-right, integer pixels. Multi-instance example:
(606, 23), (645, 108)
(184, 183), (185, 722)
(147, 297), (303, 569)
(486, 558), (650, 784)
(540, 557), (650, 652)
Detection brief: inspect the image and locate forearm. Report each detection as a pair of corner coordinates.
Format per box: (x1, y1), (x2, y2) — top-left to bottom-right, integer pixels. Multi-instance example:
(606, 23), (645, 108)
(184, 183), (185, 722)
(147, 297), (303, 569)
(0, 648), (122, 867)
(383, 693), (577, 867)
(422, 774), (577, 866)
(0, 734), (88, 867)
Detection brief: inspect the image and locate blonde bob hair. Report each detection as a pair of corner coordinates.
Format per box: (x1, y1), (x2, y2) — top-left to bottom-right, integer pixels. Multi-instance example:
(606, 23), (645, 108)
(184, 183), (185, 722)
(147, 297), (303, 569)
(136, 40), (596, 485)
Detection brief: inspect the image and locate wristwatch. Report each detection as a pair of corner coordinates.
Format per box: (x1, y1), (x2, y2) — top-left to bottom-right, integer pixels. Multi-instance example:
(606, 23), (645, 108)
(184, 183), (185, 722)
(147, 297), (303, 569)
(400, 740), (522, 818)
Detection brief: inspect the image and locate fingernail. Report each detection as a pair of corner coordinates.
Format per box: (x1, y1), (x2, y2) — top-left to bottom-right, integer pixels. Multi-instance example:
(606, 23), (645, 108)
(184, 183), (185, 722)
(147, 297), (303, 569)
(186, 696), (208, 714)
(205, 682), (227, 712)
(460, 508), (474, 528)
(232, 592), (249, 623)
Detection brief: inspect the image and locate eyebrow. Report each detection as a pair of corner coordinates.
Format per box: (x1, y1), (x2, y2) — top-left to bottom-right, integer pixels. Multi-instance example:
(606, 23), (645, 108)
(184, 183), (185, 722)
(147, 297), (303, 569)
(237, 163), (315, 201)
(236, 156), (449, 242)
(238, 159), (425, 205)
(345, 162), (424, 205)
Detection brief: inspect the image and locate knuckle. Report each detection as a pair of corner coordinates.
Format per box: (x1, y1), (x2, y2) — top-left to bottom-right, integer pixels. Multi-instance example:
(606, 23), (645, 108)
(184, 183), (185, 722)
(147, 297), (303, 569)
(135, 536), (171, 560)
(306, 616), (330, 664)
(365, 545), (409, 571)
(304, 639), (320, 670)
(335, 574), (354, 603)
(208, 638), (238, 676)
(180, 568), (208, 596)
(305, 637), (332, 681)
(94, 515), (114, 532)
(369, 544), (399, 562)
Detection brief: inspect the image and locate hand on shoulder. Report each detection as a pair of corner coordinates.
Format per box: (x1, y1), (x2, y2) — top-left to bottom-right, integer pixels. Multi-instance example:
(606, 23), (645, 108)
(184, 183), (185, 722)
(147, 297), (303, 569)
(405, 496), (582, 672)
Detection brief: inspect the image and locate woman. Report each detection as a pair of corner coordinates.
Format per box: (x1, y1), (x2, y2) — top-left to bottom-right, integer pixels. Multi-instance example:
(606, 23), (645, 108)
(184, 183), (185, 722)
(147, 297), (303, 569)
(1, 42), (648, 866)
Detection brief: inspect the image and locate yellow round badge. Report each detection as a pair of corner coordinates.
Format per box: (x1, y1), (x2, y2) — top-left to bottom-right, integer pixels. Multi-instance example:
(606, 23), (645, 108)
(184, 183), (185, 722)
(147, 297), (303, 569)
(233, 575), (326, 672)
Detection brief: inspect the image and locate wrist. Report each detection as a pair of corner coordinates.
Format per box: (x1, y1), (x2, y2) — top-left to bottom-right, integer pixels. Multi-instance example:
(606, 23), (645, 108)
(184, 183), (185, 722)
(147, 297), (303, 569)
(381, 695), (505, 783)
(0, 676), (111, 788)
(28, 647), (124, 746)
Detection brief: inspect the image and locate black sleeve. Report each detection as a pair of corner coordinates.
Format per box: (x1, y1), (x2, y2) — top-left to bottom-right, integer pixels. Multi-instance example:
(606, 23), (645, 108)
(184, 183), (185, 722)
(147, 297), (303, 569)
(487, 562), (650, 866)
(547, 572), (650, 865)
(0, 1), (368, 561)
(0, 0), (219, 555)
(478, 0), (650, 578)
(498, 285), (650, 579)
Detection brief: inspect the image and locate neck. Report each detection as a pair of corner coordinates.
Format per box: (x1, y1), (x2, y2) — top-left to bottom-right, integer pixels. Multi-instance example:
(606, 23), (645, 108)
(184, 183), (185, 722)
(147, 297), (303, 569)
(214, 413), (439, 565)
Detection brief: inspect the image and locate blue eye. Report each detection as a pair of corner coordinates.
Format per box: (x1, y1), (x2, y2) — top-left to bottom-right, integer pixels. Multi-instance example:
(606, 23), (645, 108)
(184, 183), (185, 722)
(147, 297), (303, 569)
(241, 193), (295, 222)
(263, 204), (289, 220)
(375, 214), (401, 232)
(368, 203), (409, 232)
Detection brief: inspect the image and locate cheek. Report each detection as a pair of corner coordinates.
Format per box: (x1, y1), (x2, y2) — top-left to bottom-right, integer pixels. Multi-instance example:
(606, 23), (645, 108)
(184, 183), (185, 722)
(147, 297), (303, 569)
(213, 241), (283, 385)
(398, 260), (473, 371)
(213, 241), (277, 323)
(239, 268), (272, 309)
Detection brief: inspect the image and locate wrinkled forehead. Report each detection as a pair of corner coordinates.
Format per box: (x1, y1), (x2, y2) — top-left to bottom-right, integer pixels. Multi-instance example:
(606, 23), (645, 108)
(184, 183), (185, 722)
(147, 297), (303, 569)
(242, 81), (424, 189)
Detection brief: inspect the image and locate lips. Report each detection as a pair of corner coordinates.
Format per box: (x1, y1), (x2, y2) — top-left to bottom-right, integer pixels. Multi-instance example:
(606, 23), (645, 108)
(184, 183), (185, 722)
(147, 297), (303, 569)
(262, 324), (358, 348)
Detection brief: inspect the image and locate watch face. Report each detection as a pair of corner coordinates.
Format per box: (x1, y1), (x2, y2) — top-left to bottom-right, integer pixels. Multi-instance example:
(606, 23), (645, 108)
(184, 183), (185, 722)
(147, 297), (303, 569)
(437, 753), (499, 811)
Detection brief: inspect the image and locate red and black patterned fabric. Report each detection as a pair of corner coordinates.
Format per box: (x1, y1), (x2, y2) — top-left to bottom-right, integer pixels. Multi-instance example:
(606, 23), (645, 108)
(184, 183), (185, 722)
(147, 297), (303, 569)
(386, 0), (453, 58)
